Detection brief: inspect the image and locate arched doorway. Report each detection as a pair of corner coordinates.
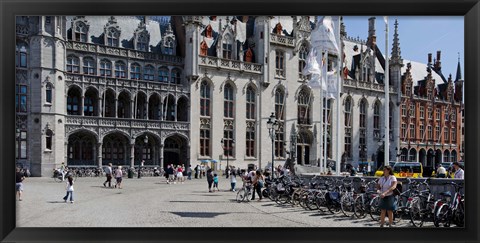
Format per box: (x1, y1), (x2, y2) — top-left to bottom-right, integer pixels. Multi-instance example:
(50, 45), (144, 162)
(427, 149), (434, 167)
(163, 134), (188, 169)
(102, 132), (130, 166)
(84, 87), (99, 116)
(409, 148), (417, 162)
(419, 149), (426, 165)
(443, 150), (450, 163)
(67, 131), (97, 166)
(297, 131), (312, 165)
(435, 149), (442, 165)
(148, 93), (161, 120)
(117, 91), (132, 118)
(134, 133), (160, 166)
(177, 96), (189, 122)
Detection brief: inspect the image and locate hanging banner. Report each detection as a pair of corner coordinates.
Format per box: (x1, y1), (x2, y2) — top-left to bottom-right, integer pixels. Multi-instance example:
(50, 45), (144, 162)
(310, 16), (339, 54)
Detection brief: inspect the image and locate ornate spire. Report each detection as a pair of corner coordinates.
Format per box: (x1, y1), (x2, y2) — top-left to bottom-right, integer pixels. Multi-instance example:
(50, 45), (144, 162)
(391, 19), (402, 65)
(456, 53), (462, 81)
(166, 21), (174, 34)
(340, 16), (346, 38)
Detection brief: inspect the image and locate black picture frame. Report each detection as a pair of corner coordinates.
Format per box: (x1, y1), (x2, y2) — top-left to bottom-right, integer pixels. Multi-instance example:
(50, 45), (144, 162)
(1, 0), (479, 242)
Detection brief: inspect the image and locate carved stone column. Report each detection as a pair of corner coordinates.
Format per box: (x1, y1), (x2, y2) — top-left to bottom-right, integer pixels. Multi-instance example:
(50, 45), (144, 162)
(131, 98), (135, 119)
(115, 98), (118, 118)
(145, 101), (149, 120)
(98, 97), (103, 117)
(64, 141), (68, 164)
(174, 103), (177, 121)
(97, 143), (103, 167)
(159, 143), (164, 169)
(80, 96), (85, 116)
(130, 140), (135, 168)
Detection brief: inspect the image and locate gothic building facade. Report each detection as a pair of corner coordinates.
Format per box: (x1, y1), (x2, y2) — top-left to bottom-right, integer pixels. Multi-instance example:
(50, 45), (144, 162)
(15, 15), (463, 176)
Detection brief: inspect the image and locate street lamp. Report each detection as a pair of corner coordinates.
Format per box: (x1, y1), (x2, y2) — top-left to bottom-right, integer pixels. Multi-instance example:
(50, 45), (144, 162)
(290, 129), (298, 163)
(267, 112), (279, 179)
(138, 135), (148, 179)
(358, 145), (366, 174)
(221, 137), (235, 172)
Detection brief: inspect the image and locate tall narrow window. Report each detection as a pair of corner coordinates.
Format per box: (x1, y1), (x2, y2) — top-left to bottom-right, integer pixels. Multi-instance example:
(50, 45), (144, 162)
(136, 33), (148, 51)
(344, 97), (352, 159)
(83, 58), (95, 75)
(16, 85), (27, 112)
(401, 123), (407, 139)
(16, 130), (27, 159)
(428, 126), (433, 140)
(420, 106), (425, 119)
(428, 107), (433, 119)
(246, 86), (256, 120)
(275, 88), (285, 158)
(16, 44), (28, 68)
(246, 86), (256, 158)
(164, 38), (174, 55)
(452, 129), (456, 143)
(420, 123), (425, 140)
(107, 28), (119, 47)
(158, 68), (169, 82)
(84, 96), (94, 116)
(100, 59), (112, 77)
(130, 63), (141, 80)
(444, 107), (449, 121)
(171, 69), (181, 84)
(275, 50), (285, 78)
(224, 83), (234, 118)
(46, 130), (53, 150)
(298, 44), (308, 79)
(297, 88), (311, 125)
(324, 98), (332, 159)
(74, 22), (88, 42)
(143, 65), (154, 81)
(435, 125), (440, 141)
(410, 104), (415, 117)
(389, 103), (393, 131)
(405, 84), (411, 96)
(67, 56), (80, 73)
(246, 130), (255, 157)
(436, 107), (440, 120)
(200, 81), (210, 116)
(401, 104), (406, 117)
(222, 34), (233, 59)
(200, 128), (210, 157)
(410, 124), (415, 139)
(45, 83), (52, 104)
(115, 61), (126, 78)
(359, 100), (367, 160)
(444, 127), (449, 142)
(373, 101), (380, 138)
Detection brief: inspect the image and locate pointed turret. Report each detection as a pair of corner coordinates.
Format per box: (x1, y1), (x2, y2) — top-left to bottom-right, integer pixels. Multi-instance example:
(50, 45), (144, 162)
(391, 19), (403, 65)
(456, 53), (462, 81)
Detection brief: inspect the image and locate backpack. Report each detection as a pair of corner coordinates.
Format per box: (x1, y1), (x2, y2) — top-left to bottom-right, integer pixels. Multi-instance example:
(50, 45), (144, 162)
(327, 192), (340, 204)
(393, 181), (402, 196)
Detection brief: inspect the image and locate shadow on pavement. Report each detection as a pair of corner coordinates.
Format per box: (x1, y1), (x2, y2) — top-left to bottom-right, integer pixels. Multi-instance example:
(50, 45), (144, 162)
(171, 212), (229, 218)
(46, 201), (67, 203)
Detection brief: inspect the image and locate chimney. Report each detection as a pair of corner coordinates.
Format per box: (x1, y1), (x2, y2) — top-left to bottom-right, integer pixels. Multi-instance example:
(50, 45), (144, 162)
(435, 50), (442, 70)
(368, 17), (376, 48)
(428, 53), (432, 64)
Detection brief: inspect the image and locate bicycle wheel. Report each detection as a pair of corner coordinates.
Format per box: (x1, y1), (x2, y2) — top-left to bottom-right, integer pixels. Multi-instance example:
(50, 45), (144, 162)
(340, 195), (355, 217)
(236, 189), (246, 203)
(305, 193), (319, 211)
(409, 198), (424, 227)
(277, 194), (289, 205)
(353, 195), (367, 219)
(454, 200), (465, 227)
(433, 203), (450, 227)
(315, 193), (327, 213)
(369, 196), (381, 221)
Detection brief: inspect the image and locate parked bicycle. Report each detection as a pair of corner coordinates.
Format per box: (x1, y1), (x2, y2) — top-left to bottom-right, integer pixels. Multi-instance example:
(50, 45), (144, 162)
(433, 182), (464, 227)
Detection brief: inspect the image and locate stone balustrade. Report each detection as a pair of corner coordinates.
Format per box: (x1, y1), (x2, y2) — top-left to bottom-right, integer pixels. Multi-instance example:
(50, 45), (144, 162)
(199, 55), (262, 74)
(270, 34), (295, 47)
(65, 116), (189, 131)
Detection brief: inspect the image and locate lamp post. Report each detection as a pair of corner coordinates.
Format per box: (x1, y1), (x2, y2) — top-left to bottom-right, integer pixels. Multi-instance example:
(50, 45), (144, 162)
(267, 112), (279, 179)
(290, 129), (297, 164)
(221, 137), (235, 173)
(358, 145), (366, 174)
(138, 135), (148, 179)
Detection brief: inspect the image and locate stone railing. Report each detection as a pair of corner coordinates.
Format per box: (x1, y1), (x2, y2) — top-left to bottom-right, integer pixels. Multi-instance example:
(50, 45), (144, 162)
(65, 116), (189, 131)
(66, 41), (184, 65)
(270, 34), (295, 47)
(16, 24), (30, 36)
(198, 55), (262, 74)
(343, 79), (398, 93)
(65, 73), (190, 93)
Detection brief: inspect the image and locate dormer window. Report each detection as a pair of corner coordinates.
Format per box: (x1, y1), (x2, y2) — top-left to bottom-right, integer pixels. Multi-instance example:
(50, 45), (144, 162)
(222, 34), (233, 59)
(74, 21), (88, 42)
(136, 32), (149, 52)
(164, 37), (174, 55)
(106, 28), (119, 47)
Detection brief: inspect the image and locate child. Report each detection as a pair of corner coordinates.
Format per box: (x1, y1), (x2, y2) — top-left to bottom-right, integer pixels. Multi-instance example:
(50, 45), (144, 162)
(63, 175), (74, 203)
(213, 173), (219, 191)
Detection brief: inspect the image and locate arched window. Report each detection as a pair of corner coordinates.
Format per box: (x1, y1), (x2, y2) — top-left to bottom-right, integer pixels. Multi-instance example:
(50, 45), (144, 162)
(143, 65), (154, 81)
(130, 63), (141, 80)
(275, 50), (285, 78)
(100, 59), (112, 77)
(275, 88), (285, 158)
(45, 83), (52, 104)
(74, 21), (88, 42)
(374, 101), (380, 137)
(200, 81), (210, 116)
(16, 44), (28, 68)
(158, 68), (169, 82)
(67, 56), (80, 73)
(106, 28), (119, 47)
(67, 88), (81, 115)
(136, 32), (148, 52)
(164, 37), (174, 55)
(222, 34), (233, 59)
(344, 97), (353, 158)
(359, 99), (367, 159)
(171, 69), (181, 84)
(46, 130), (53, 150)
(298, 44), (308, 79)
(115, 61), (126, 78)
(83, 57), (95, 75)
(224, 83), (234, 118)
(246, 86), (256, 120)
(297, 88), (311, 125)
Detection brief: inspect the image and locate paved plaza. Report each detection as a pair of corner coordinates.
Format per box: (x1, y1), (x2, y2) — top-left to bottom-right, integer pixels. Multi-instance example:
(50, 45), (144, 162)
(16, 176), (433, 228)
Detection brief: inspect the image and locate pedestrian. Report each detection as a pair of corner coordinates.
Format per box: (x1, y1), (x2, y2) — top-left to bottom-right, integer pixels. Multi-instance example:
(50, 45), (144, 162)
(194, 165), (199, 179)
(103, 163), (113, 188)
(63, 175), (75, 203)
(60, 162), (66, 181)
(230, 170), (237, 191)
(213, 173), (219, 191)
(225, 167), (230, 179)
(251, 170), (265, 201)
(435, 164), (446, 178)
(138, 160), (144, 179)
(452, 162), (464, 179)
(177, 165), (184, 184)
(115, 166), (123, 189)
(16, 167), (25, 201)
(166, 165), (175, 184)
(199, 165), (204, 179)
(206, 169), (214, 192)
(187, 165), (192, 180)
(377, 165), (397, 227)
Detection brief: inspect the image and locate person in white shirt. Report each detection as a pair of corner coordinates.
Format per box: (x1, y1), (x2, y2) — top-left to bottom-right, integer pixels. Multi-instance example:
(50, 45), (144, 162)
(436, 164), (447, 178)
(452, 162), (464, 179)
(63, 175), (74, 203)
(377, 166), (398, 227)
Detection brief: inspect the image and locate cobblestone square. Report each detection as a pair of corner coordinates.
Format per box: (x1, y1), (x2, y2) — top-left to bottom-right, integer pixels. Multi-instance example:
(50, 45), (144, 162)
(16, 176), (433, 227)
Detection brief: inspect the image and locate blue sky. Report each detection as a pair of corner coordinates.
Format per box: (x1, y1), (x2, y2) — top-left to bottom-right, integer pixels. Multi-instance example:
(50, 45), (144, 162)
(342, 16), (464, 80)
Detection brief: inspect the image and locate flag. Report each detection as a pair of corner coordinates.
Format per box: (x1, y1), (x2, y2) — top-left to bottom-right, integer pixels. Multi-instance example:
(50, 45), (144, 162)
(302, 48), (322, 76)
(311, 16), (339, 54)
(383, 16), (388, 25)
(308, 51), (327, 91)
(326, 70), (337, 99)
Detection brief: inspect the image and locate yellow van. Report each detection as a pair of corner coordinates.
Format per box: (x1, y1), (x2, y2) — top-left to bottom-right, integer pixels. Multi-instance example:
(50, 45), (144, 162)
(392, 162), (423, 178)
(374, 162), (396, 177)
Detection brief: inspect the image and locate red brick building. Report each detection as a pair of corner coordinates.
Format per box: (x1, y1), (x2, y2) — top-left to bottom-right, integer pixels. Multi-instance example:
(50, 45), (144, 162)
(399, 51), (463, 168)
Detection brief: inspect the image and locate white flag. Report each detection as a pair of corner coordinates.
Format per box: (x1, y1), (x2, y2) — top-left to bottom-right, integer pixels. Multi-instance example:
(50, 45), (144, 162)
(383, 16), (388, 25)
(311, 16), (339, 54)
(302, 48), (322, 76)
(309, 51), (327, 91)
(326, 71), (337, 99)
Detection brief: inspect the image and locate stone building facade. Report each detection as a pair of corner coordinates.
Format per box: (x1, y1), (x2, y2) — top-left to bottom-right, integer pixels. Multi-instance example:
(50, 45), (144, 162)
(15, 15), (463, 176)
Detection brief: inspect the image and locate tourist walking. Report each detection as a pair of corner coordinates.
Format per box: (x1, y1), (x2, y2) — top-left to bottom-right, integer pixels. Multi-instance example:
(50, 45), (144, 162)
(103, 163), (113, 188)
(16, 167), (25, 201)
(230, 170), (237, 191)
(177, 165), (184, 184)
(63, 175), (75, 203)
(206, 169), (214, 192)
(194, 165), (199, 179)
(137, 160), (144, 179)
(377, 166), (397, 227)
(115, 166), (123, 189)
(213, 173), (219, 191)
(187, 165), (192, 180)
(251, 170), (265, 201)
(166, 165), (175, 184)
(452, 162), (464, 179)
(436, 164), (447, 178)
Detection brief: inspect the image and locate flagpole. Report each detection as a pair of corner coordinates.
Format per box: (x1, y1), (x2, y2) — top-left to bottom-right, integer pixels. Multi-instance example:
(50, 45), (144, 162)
(319, 50), (324, 175)
(103, 70), (106, 117)
(323, 50), (329, 174)
(335, 17), (342, 176)
(384, 16), (390, 166)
